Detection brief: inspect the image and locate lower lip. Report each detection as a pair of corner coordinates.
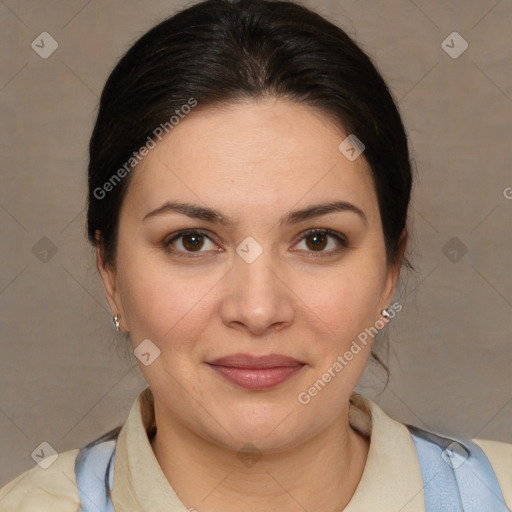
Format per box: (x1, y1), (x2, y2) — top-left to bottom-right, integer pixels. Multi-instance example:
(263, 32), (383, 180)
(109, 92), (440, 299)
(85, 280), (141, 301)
(207, 364), (305, 390)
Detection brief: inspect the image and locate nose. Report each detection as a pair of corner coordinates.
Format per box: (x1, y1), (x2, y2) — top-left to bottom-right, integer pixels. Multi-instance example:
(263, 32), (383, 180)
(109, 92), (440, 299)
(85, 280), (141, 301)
(220, 247), (295, 336)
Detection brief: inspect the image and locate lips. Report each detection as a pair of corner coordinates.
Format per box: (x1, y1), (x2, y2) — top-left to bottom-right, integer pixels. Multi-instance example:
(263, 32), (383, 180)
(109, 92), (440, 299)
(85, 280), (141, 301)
(206, 353), (305, 390)
(208, 353), (304, 368)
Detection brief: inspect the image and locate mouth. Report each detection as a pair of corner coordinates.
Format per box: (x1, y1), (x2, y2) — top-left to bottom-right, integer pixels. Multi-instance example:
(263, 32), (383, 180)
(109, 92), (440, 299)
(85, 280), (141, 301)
(206, 353), (306, 390)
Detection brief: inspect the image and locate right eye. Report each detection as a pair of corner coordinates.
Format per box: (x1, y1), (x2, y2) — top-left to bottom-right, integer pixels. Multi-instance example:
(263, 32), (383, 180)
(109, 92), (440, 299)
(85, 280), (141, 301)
(163, 229), (221, 258)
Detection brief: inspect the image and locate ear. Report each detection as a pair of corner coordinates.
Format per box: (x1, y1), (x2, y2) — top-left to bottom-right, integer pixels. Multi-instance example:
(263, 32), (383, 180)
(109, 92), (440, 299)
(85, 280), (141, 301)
(95, 231), (127, 332)
(380, 227), (407, 312)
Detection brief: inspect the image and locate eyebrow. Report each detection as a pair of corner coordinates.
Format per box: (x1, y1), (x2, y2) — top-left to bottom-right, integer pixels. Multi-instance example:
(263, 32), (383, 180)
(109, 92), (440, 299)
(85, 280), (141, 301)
(142, 200), (368, 227)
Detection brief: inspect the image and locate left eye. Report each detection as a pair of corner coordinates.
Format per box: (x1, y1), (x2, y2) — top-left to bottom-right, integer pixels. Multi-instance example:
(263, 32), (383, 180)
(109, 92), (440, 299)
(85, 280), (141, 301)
(293, 229), (348, 255)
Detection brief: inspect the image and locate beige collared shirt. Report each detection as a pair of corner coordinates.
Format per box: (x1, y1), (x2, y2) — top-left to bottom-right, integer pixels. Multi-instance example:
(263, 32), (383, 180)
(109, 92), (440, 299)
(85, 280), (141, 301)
(1, 386), (510, 511)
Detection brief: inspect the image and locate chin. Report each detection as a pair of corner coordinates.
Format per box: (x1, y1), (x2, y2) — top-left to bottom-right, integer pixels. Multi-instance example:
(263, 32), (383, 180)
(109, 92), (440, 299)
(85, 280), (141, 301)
(208, 407), (302, 450)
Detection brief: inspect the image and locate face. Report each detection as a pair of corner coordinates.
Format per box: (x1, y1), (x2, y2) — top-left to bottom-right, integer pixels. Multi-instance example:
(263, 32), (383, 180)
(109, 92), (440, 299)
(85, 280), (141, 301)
(98, 97), (401, 452)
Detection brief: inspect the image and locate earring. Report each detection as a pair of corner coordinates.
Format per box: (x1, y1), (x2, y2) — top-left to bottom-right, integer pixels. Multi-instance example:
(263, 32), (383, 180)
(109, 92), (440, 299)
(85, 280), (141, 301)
(381, 308), (391, 319)
(113, 314), (121, 331)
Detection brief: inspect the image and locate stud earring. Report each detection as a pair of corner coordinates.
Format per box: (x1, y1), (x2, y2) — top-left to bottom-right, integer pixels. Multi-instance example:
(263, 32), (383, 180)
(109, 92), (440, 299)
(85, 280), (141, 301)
(381, 308), (391, 319)
(113, 314), (121, 331)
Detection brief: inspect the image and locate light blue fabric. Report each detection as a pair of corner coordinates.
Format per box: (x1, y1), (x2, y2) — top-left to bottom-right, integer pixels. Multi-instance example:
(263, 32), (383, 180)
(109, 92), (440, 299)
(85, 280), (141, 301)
(74, 428), (118, 512)
(407, 424), (508, 511)
(74, 424), (507, 511)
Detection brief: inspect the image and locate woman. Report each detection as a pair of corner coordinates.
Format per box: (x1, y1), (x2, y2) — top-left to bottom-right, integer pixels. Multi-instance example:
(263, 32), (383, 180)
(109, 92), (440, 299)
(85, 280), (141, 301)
(1, 0), (510, 510)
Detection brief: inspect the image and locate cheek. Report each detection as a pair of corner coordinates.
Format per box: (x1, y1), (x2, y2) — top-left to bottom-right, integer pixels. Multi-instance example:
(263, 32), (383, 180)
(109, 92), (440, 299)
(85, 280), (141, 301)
(291, 262), (385, 412)
(295, 258), (386, 347)
(115, 251), (216, 345)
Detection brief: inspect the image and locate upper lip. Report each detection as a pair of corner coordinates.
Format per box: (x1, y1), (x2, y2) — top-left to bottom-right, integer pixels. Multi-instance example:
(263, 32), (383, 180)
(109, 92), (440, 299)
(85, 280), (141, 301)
(207, 353), (305, 368)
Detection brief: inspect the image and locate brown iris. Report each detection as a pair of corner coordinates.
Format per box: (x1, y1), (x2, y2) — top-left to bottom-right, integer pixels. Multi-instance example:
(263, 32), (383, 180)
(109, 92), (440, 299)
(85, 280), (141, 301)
(305, 232), (328, 251)
(181, 233), (205, 252)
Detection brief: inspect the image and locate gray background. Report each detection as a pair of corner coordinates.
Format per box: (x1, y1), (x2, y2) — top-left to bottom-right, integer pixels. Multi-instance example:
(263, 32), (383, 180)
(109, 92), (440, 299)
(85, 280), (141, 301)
(1, 0), (511, 485)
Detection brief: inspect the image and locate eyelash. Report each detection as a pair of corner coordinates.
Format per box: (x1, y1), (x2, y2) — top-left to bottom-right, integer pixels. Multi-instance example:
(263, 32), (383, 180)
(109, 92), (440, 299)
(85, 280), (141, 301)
(163, 228), (349, 259)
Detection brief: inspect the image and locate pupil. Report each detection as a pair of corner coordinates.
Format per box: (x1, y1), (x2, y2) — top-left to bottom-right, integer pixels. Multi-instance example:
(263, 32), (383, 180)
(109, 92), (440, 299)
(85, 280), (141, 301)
(183, 234), (203, 251)
(307, 233), (327, 251)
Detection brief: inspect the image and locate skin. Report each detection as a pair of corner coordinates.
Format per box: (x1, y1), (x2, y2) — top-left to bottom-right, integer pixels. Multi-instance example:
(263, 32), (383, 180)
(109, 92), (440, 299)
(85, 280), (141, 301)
(97, 97), (405, 512)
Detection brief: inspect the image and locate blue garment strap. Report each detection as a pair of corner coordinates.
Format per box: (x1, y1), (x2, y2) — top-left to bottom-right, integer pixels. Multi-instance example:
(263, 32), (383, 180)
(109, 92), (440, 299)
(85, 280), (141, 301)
(406, 424), (508, 511)
(74, 427), (120, 512)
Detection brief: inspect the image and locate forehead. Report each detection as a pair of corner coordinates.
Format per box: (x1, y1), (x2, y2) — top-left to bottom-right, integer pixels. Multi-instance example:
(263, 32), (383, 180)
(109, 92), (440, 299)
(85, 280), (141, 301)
(122, 98), (379, 224)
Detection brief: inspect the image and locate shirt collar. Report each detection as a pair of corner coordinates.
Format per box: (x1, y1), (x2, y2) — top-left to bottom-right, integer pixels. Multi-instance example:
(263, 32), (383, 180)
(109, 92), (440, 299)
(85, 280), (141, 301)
(111, 386), (424, 511)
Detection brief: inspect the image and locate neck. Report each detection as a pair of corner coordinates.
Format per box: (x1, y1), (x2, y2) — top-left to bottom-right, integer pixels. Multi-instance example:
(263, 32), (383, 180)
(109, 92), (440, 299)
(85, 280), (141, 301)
(150, 403), (369, 512)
